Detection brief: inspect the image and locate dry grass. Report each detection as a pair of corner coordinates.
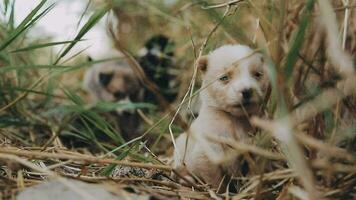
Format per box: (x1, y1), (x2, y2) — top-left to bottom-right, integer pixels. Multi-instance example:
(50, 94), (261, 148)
(0, 0), (355, 199)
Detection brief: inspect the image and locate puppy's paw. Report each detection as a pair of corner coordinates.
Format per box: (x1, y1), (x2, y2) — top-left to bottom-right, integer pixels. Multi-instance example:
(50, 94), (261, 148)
(171, 166), (197, 187)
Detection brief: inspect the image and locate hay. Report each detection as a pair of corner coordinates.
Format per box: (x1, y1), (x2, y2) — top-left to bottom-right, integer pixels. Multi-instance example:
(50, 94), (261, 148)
(0, 0), (355, 199)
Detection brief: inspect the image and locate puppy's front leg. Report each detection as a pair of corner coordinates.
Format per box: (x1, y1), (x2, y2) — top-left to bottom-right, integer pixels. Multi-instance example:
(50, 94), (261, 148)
(173, 133), (225, 189)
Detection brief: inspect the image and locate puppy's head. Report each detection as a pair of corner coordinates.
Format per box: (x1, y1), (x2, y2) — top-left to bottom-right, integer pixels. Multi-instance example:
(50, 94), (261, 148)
(198, 45), (270, 116)
(84, 61), (143, 107)
(138, 35), (174, 80)
(138, 34), (177, 102)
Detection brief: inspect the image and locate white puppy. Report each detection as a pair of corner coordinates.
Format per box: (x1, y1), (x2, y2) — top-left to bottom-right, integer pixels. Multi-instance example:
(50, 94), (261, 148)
(172, 45), (270, 191)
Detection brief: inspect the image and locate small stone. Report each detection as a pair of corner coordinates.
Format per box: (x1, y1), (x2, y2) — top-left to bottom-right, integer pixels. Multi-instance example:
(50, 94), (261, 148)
(16, 179), (150, 200)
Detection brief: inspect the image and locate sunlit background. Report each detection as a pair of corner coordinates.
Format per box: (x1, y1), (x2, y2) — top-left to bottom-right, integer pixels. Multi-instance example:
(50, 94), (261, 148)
(0, 0), (114, 58)
(0, 0), (179, 59)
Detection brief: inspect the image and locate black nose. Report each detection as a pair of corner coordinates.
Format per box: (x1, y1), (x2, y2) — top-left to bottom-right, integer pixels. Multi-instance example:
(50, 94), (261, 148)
(242, 89), (253, 101)
(113, 91), (127, 100)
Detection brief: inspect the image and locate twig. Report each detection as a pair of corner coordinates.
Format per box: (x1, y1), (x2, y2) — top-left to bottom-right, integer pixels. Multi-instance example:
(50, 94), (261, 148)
(0, 148), (172, 171)
(341, 0), (350, 50)
(251, 117), (320, 200)
(62, 174), (181, 189)
(207, 136), (285, 160)
(294, 132), (355, 162)
(333, 4), (356, 11)
(202, 0), (244, 9)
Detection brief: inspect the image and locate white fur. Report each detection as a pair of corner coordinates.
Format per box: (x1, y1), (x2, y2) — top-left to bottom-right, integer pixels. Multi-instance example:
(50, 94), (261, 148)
(207, 44), (254, 70)
(83, 61), (141, 107)
(172, 44), (270, 189)
(200, 45), (267, 116)
(83, 63), (116, 103)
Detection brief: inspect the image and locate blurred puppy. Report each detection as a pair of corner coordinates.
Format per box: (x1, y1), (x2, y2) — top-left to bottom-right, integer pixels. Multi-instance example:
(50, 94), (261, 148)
(84, 60), (143, 108)
(85, 35), (177, 105)
(138, 34), (177, 103)
(83, 60), (144, 139)
(83, 35), (177, 140)
(172, 45), (270, 191)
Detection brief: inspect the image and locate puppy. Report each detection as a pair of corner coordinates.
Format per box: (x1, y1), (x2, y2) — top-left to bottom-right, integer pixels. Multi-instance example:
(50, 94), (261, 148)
(172, 45), (270, 191)
(85, 34), (176, 104)
(83, 34), (178, 140)
(138, 34), (177, 103)
(84, 60), (143, 106)
(83, 60), (144, 140)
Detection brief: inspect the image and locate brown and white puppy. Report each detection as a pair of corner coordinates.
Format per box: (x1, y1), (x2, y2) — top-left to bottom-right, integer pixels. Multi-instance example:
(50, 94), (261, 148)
(82, 35), (178, 140)
(83, 60), (143, 107)
(83, 60), (144, 139)
(172, 45), (270, 191)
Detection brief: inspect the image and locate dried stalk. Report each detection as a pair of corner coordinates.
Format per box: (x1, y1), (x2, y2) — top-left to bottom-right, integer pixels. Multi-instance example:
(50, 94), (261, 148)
(0, 148), (171, 171)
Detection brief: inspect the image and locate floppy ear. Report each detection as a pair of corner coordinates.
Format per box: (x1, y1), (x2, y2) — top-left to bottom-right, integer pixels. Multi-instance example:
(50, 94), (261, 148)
(197, 56), (208, 73)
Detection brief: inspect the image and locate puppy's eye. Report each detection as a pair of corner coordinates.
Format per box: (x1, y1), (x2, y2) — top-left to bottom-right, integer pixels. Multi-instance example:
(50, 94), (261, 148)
(99, 73), (113, 87)
(219, 75), (229, 82)
(253, 71), (263, 80)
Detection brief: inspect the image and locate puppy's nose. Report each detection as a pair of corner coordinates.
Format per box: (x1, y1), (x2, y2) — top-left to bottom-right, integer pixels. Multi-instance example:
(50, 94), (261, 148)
(113, 91), (126, 100)
(241, 89), (253, 101)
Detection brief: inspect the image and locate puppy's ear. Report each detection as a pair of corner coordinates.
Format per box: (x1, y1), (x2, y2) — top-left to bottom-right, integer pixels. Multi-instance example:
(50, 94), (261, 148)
(197, 56), (208, 72)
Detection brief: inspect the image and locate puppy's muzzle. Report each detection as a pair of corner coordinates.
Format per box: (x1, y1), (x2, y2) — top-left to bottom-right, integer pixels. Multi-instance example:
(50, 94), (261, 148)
(241, 89), (253, 102)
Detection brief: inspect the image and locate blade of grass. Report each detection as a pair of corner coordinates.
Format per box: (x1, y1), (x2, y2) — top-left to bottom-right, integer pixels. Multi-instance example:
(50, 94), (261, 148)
(7, 0), (15, 31)
(0, 57), (124, 73)
(76, 0), (92, 29)
(8, 87), (64, 99)
(10, 39), (86, 53)
(94, 101), (155, 112)
(0, 64), (74, 72)
(58, 45), (91, 65)
(54, 4), (110, 64)
(284, 0), (315, 80)
(204, 5), (254, 47)
(2, 0), (10, 15)
(60, 87), (125, 144)
(100, 146), (133, 176)
(0, 0), (53, 51)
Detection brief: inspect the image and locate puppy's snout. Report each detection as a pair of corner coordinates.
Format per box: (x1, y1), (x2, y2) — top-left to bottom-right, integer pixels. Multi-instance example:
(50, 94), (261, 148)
(241, 89), (253, 102)
(113, 91), (127, 100)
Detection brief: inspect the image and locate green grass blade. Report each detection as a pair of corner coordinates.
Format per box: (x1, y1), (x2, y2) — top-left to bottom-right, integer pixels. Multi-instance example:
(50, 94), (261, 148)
(9, 87), (61, 98)
(0, 0), (52, 51)
(54, 4), (110, 64)
(60, 87), (125, 144)
(10, 39), (85, 53)
(0, 64), (73, 72)
(2, 0), (10, 14)
(100, 147), (133, 176)
(7, 0), (15, 30)
(76, 0), (92, 29)
(283, 0), (315, 80)
(94, 101), (156, 112)
(203, 5), (254, 47)
(0, 57), (124, 73)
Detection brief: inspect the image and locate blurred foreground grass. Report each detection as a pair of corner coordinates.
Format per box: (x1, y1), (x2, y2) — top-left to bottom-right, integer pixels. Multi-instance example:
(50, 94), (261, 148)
(0, 0), (355, 199)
